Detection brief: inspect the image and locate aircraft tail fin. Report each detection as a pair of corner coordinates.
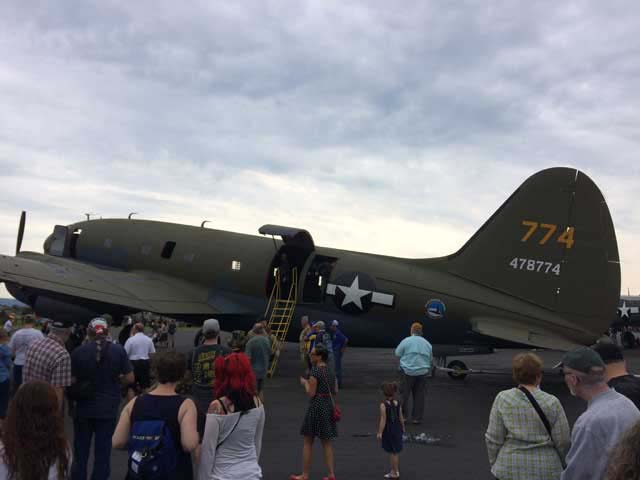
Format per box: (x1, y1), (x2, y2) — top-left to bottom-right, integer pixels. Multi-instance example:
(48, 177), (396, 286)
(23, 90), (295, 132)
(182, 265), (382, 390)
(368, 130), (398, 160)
(446, 167), (620, 325)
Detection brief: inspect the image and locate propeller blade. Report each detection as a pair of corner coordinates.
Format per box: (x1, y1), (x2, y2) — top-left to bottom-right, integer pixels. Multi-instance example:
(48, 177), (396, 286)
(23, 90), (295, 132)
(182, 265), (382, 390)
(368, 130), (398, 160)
(16, 211), (26, 255)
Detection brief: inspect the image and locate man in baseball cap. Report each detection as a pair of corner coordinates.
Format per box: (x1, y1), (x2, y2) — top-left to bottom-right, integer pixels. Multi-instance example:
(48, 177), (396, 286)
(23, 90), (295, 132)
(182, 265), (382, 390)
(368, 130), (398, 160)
(189, 318), (231, 438)
(592, 341), (640, 410)
(71, 316), (133, 479)
(557, 346), (640, 480)
(23, 315), (74, 408)
(329, 320), (348, 388)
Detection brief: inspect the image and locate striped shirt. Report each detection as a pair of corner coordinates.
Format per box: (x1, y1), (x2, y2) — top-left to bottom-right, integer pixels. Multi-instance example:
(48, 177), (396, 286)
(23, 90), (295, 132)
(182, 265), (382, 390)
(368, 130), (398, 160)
(485, 387), (570, 480)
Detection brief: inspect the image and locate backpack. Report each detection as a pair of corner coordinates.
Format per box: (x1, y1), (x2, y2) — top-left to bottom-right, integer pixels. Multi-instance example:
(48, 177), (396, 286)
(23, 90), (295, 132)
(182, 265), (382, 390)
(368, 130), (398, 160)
(127, 419), (177, 480)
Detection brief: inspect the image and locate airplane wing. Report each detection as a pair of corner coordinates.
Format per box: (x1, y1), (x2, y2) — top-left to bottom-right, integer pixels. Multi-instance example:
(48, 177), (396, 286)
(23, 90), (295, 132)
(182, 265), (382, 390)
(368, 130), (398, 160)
(471, 316), (582, 351)
(0, 251), (222, 315)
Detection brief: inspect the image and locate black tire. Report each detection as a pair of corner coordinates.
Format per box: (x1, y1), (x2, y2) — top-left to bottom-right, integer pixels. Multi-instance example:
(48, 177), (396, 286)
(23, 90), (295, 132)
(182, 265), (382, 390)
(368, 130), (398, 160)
(447, 360), (468, 380)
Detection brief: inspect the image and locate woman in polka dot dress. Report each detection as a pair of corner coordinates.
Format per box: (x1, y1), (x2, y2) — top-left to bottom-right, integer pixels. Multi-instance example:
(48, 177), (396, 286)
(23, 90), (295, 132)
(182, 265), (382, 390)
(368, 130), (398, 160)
(291, 343), (337, 480)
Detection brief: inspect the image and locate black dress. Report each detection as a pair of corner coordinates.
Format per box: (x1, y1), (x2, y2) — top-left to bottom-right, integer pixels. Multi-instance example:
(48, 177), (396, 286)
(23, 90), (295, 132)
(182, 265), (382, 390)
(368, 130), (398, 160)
(381, 399), (403, 453)
(129, 393), (193, 480)
(300, 365), (338, 440)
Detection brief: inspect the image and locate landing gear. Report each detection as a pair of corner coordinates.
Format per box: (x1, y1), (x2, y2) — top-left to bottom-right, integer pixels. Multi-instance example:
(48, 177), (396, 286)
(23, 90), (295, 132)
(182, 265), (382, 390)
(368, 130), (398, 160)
(446, 360), (468, 380)
(434, 356), (468, 380)
(622, 331), (636, 349)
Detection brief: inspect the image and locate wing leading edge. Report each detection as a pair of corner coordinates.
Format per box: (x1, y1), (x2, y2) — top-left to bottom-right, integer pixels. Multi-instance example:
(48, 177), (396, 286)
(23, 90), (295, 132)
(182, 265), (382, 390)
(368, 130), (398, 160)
(0, 252), (220, 315)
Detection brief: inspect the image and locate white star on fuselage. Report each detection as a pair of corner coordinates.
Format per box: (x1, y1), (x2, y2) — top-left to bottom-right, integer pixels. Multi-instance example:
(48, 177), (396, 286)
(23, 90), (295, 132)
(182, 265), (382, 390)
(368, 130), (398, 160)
(619, 301), (631, 319)
(338, 275), (371, 310)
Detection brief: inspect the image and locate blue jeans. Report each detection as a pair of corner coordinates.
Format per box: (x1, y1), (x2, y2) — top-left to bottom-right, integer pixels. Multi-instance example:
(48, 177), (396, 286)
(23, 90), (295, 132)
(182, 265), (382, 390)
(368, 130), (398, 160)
(334, 350), (343, 388)
(0, 380), (9, 418)
(12, 365), (22, 391)
(71, 417), (117, 480)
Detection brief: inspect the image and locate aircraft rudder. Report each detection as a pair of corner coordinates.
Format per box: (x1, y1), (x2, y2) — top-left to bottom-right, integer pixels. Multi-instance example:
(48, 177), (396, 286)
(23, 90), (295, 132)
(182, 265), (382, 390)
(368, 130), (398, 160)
(446, 167), (619, 326)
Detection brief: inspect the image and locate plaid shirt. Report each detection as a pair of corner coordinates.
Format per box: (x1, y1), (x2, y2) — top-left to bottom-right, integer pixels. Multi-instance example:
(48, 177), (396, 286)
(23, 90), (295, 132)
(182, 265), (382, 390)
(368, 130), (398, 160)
(23, 335), (72, 388)
(485, 387), (570, 480)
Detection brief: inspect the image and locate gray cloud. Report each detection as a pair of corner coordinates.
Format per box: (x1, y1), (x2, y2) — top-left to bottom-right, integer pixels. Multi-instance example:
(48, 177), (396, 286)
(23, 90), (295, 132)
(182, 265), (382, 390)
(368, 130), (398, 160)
(0, 1), (639, 292)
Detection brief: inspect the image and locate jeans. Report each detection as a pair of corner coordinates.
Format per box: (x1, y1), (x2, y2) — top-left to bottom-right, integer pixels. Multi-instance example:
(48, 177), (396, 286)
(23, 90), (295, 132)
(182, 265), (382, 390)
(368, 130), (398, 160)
(401, 372), (427, 422)
(71, 417), (117, 480)
(0, 380), (9, 418)
(334, 350), (343, 388)
(12, 364), (22, 391)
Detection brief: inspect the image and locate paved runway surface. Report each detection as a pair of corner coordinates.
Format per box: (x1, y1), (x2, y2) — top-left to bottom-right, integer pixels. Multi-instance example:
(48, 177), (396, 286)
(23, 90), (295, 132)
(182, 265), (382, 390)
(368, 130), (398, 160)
(69, 329), (640, 480)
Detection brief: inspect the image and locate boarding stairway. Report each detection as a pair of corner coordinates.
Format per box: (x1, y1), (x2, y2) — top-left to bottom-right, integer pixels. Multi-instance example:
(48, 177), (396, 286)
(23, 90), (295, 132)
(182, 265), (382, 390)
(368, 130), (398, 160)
(265, 268), (298, 377)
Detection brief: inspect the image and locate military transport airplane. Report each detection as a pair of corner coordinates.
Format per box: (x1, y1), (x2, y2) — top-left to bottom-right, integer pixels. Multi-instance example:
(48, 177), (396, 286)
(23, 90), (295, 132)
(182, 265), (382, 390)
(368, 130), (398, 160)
(0, 167), (620, 375)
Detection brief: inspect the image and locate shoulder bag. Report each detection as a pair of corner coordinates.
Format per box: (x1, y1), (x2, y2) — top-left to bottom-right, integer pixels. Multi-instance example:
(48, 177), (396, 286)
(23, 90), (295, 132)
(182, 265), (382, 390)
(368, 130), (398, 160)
(213, 397), (255, 450)
(518, 386), (567, 469)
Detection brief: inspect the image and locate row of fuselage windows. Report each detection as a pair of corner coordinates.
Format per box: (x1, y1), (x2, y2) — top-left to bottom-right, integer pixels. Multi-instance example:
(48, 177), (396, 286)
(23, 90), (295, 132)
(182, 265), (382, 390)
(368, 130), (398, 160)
(102, 239), (241, 270)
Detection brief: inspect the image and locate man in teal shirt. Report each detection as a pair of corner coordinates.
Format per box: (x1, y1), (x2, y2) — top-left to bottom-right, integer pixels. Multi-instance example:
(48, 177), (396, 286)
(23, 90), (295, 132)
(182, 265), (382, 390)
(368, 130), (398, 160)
(245, 323), (272, 396)
(395, 322), (432, 424)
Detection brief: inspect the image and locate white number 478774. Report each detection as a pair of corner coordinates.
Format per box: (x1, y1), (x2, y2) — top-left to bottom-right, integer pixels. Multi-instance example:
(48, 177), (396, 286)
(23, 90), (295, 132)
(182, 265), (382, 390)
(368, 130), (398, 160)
(509, 258), (561, 276)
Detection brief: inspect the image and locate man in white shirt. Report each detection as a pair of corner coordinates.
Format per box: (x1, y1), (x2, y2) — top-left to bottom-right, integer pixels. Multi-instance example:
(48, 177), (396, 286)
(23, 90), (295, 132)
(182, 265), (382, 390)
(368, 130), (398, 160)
(3, 315), (14, 335)
(8, 314), (43, 389)
(123, 323), (155, 392)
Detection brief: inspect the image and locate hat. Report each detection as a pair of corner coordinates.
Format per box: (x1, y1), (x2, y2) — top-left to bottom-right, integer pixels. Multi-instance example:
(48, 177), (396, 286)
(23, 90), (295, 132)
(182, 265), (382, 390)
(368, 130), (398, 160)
(554, 346), (606, 374)
(592, 342), (625, 364)
(50, 317), (73, 329)
(202, 318), (220, 335)
(89, 317), (109, 335)
(331, 320), (339, 327)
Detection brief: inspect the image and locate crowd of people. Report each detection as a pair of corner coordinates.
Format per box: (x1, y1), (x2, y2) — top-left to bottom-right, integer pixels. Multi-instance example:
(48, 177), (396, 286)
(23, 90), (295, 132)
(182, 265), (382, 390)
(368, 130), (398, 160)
(1, 311), (640, 479)
(485, 344), (640, 480)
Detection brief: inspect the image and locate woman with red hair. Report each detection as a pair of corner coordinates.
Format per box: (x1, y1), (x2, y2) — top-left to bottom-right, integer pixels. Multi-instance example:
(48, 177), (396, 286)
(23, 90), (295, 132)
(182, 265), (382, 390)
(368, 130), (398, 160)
(198, 352), (265, 480)
(0, 381), (71, 479)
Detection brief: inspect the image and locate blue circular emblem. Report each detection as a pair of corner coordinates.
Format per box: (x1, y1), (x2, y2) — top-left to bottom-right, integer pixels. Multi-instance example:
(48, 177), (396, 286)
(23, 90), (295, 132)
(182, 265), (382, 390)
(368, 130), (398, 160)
(425, 299), (446, 320)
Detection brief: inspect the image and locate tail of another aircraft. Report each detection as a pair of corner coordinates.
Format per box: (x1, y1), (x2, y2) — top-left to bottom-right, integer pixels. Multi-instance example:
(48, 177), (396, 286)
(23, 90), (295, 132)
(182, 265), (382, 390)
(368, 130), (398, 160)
(446, 167), (620, 324)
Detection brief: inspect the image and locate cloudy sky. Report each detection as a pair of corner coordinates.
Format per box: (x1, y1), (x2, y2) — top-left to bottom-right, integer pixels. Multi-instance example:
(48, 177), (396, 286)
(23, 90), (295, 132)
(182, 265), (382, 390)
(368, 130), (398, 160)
(0, 1), (638, 296)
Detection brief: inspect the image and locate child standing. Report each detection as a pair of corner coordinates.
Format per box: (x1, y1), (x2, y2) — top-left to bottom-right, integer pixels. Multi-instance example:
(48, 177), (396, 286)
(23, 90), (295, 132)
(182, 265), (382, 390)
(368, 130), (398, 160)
(377, 382), (405, 479)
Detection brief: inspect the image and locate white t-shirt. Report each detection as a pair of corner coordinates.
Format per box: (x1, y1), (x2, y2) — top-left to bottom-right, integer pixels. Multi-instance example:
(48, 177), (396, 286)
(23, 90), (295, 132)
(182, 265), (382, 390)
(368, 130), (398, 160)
(3, 320), (12, 334)
(9, 327), (44, 365)
(124, 332), (156, 360)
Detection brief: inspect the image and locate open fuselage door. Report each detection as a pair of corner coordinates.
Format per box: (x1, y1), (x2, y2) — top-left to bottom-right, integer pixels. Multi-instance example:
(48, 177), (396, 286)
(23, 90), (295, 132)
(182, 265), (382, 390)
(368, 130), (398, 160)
(259, 224), (337, 304)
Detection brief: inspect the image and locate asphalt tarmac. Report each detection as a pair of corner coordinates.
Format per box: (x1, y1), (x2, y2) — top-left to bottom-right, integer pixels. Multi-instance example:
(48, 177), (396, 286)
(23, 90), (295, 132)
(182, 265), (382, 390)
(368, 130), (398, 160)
(69, 330), (640, 480)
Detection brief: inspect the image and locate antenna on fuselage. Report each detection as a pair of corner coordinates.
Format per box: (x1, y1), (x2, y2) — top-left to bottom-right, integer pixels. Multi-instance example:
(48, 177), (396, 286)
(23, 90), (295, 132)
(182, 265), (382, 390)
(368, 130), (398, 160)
(201, 220), (211, 228)
(128, 212), (138, 219)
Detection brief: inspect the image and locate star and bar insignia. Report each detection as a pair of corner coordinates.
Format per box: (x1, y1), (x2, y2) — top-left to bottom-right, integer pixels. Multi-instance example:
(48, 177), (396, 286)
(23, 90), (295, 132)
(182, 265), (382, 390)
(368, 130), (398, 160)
(326, 272), (395, 314)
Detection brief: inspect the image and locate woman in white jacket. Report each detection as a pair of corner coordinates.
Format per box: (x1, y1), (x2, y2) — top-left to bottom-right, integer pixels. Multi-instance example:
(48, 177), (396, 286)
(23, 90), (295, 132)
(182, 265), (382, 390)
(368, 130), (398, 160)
(199, 353), (265, 480)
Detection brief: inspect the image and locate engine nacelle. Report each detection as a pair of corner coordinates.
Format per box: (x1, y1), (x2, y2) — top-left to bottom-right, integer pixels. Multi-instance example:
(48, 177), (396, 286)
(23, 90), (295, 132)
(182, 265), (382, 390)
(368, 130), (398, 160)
(32, 295), (99, 324)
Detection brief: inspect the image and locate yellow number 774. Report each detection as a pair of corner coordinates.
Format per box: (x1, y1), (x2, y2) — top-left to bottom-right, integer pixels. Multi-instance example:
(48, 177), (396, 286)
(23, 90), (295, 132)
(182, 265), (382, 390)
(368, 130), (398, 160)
(520, 221), (575, 249)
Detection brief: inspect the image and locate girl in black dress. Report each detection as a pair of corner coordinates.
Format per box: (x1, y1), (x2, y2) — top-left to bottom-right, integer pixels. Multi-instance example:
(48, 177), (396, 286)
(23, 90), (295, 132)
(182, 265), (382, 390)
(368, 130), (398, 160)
(377, 382), (404, 479)
(292, 343), (337, 480)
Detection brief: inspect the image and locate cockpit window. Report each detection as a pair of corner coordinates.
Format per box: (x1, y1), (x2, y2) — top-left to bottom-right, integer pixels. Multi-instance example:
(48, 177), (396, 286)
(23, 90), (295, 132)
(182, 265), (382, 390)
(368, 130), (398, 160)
(161, 241), (176, 259)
